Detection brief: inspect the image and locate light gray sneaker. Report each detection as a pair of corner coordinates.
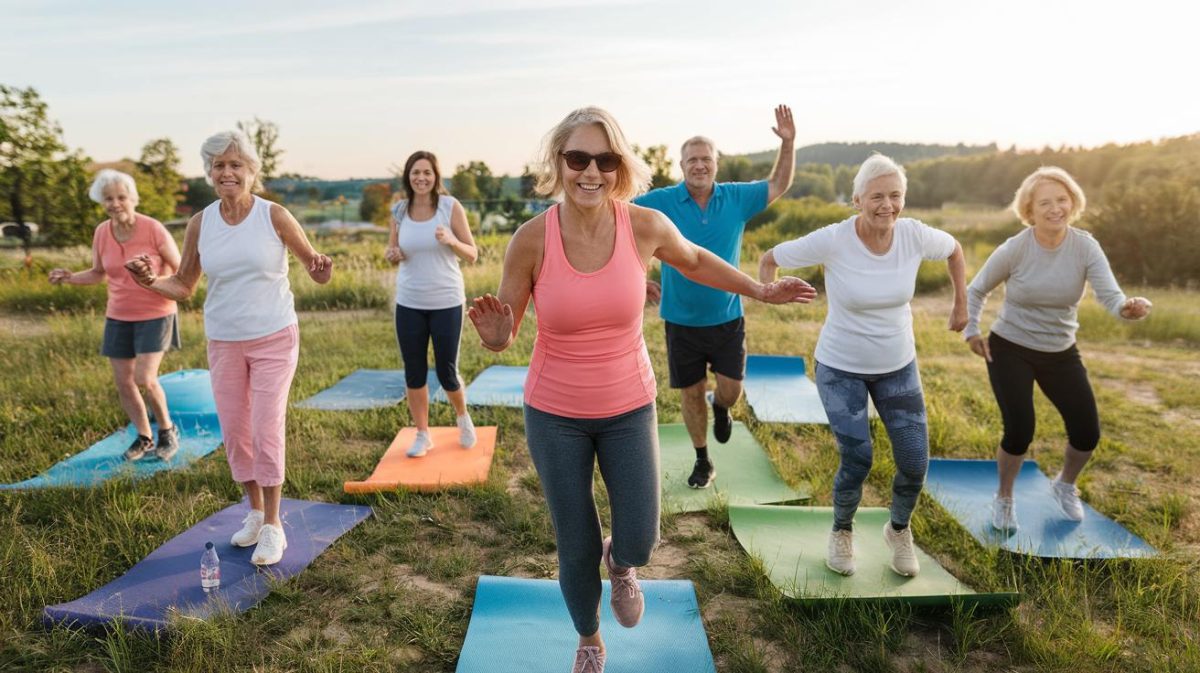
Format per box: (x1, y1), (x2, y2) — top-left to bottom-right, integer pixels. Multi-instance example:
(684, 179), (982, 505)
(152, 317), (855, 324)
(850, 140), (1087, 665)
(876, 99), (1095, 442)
(602, 536), (644, 628)
(251, 523), (288, 566)
(991, 494), (1019, 531)
(1051, 477), (1085, 522)
(457, 414), (477, 449)
(883, 521), (920, 577)
(407, 430), (433, 458)
(231, 509), (265, 547)
(825, 529), (855, 576)
(571, 645), (605, 673)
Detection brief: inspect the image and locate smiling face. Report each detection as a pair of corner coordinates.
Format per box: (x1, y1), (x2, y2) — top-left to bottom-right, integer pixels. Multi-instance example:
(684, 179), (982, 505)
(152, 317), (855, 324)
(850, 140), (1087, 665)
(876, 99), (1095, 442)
(681, 141), (717, 194)
(561, 123), (617, 208)
(853, 173), (905, 229)
(101, 182), (137, 225)
(1029, 179), (1074, 232)
(209, 147), (255, 199)
(408, 159), (436, 197)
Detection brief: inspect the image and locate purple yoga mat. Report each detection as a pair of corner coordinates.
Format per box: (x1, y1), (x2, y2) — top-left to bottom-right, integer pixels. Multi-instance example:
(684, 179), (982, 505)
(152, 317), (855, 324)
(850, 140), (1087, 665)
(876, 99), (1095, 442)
(43, 498), (372, 631)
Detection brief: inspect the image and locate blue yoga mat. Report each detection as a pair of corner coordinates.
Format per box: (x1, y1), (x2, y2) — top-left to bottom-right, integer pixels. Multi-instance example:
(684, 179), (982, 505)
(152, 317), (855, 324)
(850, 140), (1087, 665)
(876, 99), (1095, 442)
(294, 369), (441, 410)
(925, 458), (1156, 559)
(744, 354), (828, 424)
(434, 365), (527, 408)
(43, 498), (372, 631)
(0, 369), (222, 490)
(457, 575), (716, 673)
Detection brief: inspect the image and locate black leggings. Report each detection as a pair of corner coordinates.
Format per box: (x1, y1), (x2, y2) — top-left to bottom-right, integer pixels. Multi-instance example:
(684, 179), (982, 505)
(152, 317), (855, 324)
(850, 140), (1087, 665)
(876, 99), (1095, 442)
(394, 303), (463, 391)
(986, 333), (1100, 456)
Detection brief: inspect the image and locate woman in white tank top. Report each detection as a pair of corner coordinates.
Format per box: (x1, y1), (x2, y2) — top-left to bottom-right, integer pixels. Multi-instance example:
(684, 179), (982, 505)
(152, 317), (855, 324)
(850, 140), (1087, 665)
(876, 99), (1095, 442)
(127, 130), (333, 567)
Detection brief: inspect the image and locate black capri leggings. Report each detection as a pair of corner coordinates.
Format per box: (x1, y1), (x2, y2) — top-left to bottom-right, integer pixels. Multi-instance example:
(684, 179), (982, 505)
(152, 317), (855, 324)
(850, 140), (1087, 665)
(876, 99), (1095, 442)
(986, 332), (1100, 456)
(394, 303), (463, 391)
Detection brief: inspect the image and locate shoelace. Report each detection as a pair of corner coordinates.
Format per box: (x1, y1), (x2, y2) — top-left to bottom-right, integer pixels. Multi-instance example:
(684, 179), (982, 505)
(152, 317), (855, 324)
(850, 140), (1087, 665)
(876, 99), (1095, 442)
(891, 529), (917, 560)
(574, 647), (605, 673)
(833, 533), (853, 556)
(610, 567), (639, 599)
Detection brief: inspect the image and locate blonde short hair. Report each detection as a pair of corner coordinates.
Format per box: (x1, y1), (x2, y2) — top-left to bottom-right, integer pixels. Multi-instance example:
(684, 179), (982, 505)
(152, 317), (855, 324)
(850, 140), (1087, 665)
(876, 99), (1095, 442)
(534, 107), (651, 202)
(1011, 166), (1087, 226)
(88, 169), (139, 205)
(200, 130), (264, 193)
(852, 153), (907, 199)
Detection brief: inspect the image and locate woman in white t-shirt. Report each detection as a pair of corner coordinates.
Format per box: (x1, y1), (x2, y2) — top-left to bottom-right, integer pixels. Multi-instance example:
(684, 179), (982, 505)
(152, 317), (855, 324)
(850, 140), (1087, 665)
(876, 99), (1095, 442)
(759, 154), (967, 579)
(385, 151), (479, 457)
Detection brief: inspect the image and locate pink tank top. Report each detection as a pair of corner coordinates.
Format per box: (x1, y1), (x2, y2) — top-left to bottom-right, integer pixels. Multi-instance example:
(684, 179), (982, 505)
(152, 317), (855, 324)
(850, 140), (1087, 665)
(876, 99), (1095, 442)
(525, 201), (656, 418)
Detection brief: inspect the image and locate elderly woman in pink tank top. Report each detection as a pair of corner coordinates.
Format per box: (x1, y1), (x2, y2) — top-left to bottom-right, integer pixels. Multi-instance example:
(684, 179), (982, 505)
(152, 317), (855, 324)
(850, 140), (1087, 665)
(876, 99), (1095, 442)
(127, 130), (332, 567)
(468, 107), (816, 673)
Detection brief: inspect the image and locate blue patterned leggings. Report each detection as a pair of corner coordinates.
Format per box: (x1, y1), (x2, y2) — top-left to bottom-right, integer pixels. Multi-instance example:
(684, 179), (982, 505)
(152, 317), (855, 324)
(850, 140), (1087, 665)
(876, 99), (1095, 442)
(816, 359), (929, 531)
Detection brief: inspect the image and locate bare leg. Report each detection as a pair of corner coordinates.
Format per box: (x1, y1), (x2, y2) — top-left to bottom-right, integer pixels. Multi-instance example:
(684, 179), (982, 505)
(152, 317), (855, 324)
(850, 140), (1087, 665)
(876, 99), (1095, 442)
(262, 483), (283, 526)
(244, 480), (264, 512)
(110, 358), (151, 437)
(713, 372), (743, 410)
(578, 631), (604, 651)
(407, 386), (430, 431)
(444, 378), (468, 417)
(133, 351), (172, 430)
(995, 446), (1024, 498)
(1058, 444), (1093, 484)
(680, 380), (708, 448)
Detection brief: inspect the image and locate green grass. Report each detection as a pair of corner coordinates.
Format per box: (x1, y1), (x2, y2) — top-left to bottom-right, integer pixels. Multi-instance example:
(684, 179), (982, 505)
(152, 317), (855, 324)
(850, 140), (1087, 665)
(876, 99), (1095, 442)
(2, 219), (1200, 671)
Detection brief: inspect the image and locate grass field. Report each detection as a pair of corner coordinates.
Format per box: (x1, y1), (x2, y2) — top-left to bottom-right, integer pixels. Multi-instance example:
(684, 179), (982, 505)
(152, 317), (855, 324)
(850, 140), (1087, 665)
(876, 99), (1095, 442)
(1, 212), (1198, 672)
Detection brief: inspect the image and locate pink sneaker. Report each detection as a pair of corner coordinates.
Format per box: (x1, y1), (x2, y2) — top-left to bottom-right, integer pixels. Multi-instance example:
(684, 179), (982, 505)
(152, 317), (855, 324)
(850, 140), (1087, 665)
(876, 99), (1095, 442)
(602, 536), (644, 628)
(572, 645), (605, 672)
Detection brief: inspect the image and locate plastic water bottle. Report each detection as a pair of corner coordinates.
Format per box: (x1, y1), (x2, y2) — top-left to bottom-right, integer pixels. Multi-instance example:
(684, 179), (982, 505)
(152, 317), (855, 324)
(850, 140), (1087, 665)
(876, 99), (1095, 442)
(201, 541), (220, 592)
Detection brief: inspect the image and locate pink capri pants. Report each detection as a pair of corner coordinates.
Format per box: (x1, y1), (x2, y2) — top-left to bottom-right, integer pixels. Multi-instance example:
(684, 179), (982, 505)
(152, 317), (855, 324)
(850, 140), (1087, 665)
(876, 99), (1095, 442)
(207, 324), (299, 487)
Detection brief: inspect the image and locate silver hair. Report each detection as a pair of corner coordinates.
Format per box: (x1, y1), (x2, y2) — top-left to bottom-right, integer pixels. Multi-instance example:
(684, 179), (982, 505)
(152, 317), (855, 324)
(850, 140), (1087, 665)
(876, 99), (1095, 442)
(200, 130), (263, 190)
(88, 169), (139, 204)
(852, 153), (907, 199)
(680, 135), (717, 159)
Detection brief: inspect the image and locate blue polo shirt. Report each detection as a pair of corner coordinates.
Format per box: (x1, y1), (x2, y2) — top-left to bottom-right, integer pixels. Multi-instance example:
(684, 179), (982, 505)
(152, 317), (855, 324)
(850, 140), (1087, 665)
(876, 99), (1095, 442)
(634, 180), (769, 326)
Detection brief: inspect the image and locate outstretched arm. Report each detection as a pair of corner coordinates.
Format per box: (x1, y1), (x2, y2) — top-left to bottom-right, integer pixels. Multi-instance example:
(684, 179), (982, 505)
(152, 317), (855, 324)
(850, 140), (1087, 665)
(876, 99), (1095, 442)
(766, 105), (796, 204)
(271, 203), (333, 284)
(125, 213), (203, 300)
(49, 236), (105, 286)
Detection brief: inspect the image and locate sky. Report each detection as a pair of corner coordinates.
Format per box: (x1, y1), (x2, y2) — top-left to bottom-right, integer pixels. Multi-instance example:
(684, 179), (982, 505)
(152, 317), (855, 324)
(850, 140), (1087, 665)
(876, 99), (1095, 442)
(2, 0), (1197, 179)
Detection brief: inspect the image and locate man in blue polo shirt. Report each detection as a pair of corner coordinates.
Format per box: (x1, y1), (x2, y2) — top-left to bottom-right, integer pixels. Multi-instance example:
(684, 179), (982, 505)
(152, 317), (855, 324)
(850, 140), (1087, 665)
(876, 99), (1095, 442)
(634, 105), (796, 489)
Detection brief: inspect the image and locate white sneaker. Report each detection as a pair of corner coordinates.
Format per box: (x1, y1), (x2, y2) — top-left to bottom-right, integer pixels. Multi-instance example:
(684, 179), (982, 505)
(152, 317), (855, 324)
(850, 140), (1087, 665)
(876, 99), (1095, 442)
(407, 430), (433, 458)
(231, 509), (265, 547)
(826, 529), (855, 575)
(1051, 477), (1085, 522)
(883, 521), (920, 577)
(251, 523), (288, 566)
(991, 495), (1019, 531)
(457, 414), (477, 449)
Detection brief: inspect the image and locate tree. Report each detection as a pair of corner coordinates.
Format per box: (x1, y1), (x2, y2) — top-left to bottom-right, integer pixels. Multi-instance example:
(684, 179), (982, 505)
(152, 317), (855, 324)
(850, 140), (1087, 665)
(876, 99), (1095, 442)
(634, 144), (674, 189)
(44, 150), (101, 246)
(236, 117), (283, 182)
(0, 85), (66, 258)
(136, 137), (183, 222)
(360, 182), (393, 225)
(451, 161), (503, 222)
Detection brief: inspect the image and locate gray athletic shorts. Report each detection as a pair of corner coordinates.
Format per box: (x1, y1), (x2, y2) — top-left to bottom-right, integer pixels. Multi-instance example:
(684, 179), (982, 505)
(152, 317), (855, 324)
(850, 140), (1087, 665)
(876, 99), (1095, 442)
(101, 314), (181, 359)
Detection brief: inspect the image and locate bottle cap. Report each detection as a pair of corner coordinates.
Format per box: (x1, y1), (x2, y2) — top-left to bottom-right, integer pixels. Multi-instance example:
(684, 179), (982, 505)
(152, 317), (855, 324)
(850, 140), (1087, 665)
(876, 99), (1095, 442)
(205, 541), (214, 550)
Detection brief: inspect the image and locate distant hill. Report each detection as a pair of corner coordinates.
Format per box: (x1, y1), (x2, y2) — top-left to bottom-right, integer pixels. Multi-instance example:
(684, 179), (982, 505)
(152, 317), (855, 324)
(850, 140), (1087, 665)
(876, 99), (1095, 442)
(738, 141), (997, 167)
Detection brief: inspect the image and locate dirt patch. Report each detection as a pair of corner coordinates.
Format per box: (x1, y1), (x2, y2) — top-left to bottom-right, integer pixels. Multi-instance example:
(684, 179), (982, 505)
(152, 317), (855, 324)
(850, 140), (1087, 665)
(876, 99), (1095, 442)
(0, 313), (50, 339)
(389, 563), (461, 601)
(321, 622), (353, 645)
(642, 539), (690, 579)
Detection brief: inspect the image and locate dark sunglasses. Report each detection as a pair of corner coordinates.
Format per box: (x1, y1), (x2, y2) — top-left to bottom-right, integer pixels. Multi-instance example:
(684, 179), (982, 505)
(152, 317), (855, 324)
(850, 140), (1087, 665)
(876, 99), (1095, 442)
(560, 150), (621, 173)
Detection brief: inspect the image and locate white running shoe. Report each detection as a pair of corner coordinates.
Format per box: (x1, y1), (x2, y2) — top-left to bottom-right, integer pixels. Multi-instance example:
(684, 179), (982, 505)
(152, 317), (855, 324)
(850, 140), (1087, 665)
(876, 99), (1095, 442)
(407, 430), (433, 458)
(825, 529), (855, 575)
(883, 522), (920, 577)
(1052, 477), (1085, 522)
(231, 509), (265, 547)
(991, 495), (1019, 531)
(457, 414), (477, 449)
(251, 523), (288, 566)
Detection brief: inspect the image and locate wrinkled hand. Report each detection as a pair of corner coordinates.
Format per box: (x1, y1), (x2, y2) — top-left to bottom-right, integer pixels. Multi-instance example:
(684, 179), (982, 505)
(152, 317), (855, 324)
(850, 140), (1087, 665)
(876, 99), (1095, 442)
(467, 294), (514, 351)
(966, 335), (992, 362)
(948, 301), (968, 332)
(435, 226), (457, 247)
(645, 280), (661, 306)
(308, 253), (333, 283)
(385, 245), (405, 264)
(124, 255), (157, 287)
(1120, 296), (1152, 320)
(772, 104), (795, 142)
(759, 276), (817, 304)
(48, 268), (71, 285)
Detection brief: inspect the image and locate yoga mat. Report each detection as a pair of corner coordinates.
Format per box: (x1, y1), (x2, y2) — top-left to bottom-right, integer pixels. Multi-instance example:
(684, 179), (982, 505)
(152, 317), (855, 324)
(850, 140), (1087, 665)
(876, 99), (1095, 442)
(43, 498), (372, 631)
(658, 422), (808, 513)
(744, 355), (828, 424)
(456, 575), (716, 673)
(729, 505), (1018, 607)
(434, 365), (526, 407)
(924, 458), (1157, 559)
(294, 369), (441, 410)
(0, 369), (222, 490)
(344, 426), (498, 493)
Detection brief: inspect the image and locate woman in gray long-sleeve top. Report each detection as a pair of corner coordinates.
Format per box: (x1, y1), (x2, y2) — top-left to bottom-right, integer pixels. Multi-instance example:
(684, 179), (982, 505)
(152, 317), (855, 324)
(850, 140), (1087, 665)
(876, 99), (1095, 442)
(964, 167), (1151, 532)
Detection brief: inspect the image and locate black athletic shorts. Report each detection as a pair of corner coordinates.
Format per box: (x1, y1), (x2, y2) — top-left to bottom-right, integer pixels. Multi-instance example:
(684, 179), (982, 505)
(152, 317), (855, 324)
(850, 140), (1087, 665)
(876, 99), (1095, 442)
(664, 317), (746, 388)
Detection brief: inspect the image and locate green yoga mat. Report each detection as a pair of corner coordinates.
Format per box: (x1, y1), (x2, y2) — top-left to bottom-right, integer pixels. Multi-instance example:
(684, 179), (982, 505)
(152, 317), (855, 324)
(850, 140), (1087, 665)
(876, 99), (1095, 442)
(658, 422), (808, 513)
(729, 505), (1018, 607)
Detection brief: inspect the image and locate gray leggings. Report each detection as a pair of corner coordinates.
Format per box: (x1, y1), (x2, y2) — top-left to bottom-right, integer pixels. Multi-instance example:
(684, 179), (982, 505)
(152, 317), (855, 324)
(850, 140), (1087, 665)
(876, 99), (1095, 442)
(815, 359), (929, 531)
(523, 402), (660, 636)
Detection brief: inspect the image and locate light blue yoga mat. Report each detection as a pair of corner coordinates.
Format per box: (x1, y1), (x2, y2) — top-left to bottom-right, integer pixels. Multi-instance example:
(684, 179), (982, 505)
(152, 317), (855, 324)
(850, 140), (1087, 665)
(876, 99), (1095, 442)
(294, 369), (441, 410)
(925, 458), (1156, 559)
(456, 575), (716, 673)
(434, 365), (527, 408)
(0, 369), (222, 490)
(744, 355), (828, 424)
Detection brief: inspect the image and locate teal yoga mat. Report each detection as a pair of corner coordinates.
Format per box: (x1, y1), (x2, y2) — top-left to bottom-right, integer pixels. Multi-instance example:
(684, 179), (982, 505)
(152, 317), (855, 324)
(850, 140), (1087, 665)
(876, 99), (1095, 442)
(0, 369), (221, 490)
(744, 355), (828, 424)
(456, 575), (716, 673)
(434, 365), (527, 407)
(659, 422), (808, 513)
(294, 369), (441, 410)
(729, 505), (1018, 607)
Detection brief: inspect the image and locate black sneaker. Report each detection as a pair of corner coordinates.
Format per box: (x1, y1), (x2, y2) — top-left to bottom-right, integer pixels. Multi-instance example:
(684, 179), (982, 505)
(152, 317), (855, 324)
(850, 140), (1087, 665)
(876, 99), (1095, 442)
(687, 459), (716, 489)
(123, 435), (154, 461)
(712, 398), (732, 444)
(155, 425), (180, 461)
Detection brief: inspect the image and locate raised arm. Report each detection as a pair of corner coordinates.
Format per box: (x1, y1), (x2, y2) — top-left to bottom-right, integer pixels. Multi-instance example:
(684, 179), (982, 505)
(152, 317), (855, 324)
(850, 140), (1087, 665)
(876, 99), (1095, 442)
(271, 203), (332, 284)
(468, 217), (540, 351)
(126, 213), (204, 300)
(766, 105), (796, 204)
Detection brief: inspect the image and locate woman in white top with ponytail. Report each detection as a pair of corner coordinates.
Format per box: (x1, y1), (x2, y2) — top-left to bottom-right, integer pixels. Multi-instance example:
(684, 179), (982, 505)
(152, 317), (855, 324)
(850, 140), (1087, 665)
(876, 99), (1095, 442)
(385, 151), (479, 457)
(127, 130), (332, 566)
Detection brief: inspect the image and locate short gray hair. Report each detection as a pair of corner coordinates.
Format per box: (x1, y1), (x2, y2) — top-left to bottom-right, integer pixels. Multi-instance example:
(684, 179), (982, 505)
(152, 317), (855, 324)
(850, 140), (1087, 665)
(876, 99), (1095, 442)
(681, 135), (717, 159)
(200, 130), (263, 192)
(852, 153), (907, 199)
(88, 169), (139, 204)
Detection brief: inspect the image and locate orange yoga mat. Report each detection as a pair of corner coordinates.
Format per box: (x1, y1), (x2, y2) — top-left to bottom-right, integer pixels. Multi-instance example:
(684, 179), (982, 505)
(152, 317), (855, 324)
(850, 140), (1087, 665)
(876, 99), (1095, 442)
(344, 426), (498, 494)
